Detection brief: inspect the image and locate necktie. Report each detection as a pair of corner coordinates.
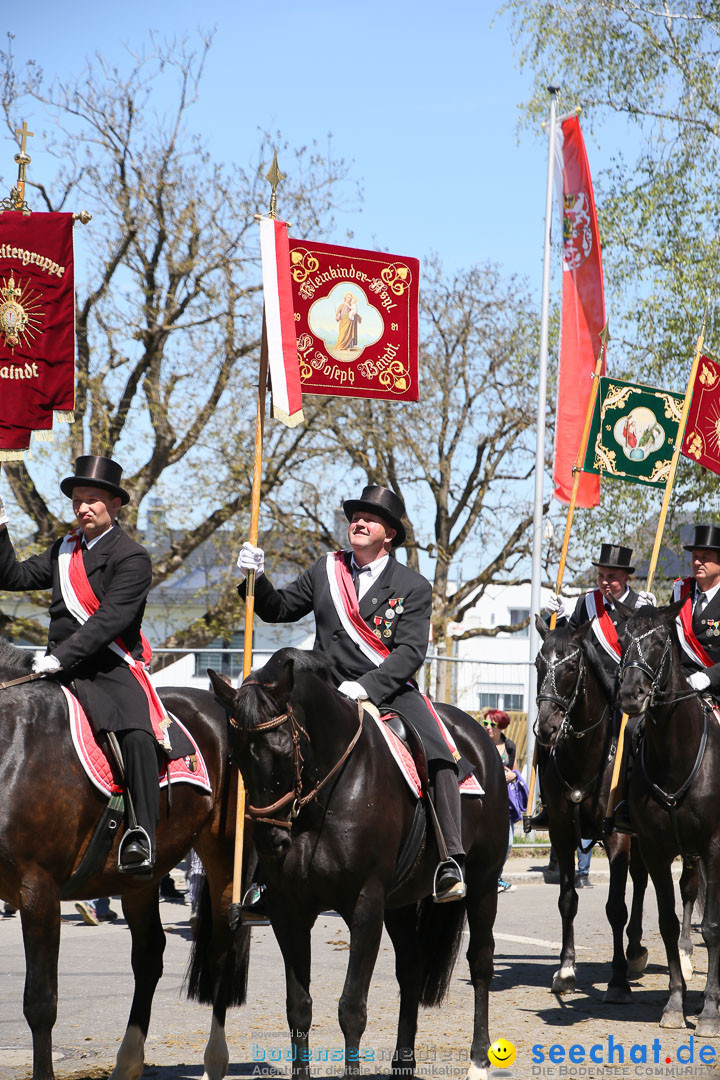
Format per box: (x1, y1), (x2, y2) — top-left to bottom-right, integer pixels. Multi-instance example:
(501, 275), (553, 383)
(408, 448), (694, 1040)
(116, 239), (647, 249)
(353, 564), (370, 597)
(695, 591), (707, 617)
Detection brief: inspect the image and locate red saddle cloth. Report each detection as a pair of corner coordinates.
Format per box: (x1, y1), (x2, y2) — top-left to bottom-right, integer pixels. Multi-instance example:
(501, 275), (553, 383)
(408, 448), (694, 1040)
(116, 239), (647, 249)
(374, 711), (484, 799)
(62, 685), (212, 797)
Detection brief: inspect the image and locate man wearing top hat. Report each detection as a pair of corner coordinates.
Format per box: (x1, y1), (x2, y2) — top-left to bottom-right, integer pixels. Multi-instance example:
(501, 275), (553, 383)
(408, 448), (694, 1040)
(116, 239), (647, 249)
(529, 543), (655, 831)
(237, 484), (468, 904)
(546, 544), (655, 674)
(0, 455), (168, 875)
(672, 524), (720, 695)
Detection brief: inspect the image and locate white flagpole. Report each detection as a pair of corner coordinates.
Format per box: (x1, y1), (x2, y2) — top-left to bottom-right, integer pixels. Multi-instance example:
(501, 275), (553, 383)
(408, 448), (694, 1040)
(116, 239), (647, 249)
(526, 85), (559, 799)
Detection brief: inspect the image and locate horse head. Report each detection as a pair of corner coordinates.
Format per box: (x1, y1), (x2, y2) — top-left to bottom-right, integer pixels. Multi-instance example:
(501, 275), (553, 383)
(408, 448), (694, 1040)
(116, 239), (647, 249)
(534, 615), (592, 745)
(616, 597), (688, 716)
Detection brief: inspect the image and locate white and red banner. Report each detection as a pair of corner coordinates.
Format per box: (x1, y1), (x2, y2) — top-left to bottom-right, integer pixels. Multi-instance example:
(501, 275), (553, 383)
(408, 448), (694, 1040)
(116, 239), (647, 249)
(553, 116), (606, 507)
(259, 217), (304, 428)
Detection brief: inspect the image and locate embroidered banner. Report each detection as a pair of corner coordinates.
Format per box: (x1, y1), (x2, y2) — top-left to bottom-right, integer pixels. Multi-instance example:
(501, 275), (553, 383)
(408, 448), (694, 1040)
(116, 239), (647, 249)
(0, 211), (75, 457)
(288, 239), (419, 401)
(582, 376), (684, 487)
(682, 354), (720, 475)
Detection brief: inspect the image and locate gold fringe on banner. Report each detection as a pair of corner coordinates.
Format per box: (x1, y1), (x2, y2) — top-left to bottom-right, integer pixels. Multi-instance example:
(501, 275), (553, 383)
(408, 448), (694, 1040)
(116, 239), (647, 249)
(33, 429), (53, 442)
(0, 449), (26, 462)
(54, 411), (75, 423)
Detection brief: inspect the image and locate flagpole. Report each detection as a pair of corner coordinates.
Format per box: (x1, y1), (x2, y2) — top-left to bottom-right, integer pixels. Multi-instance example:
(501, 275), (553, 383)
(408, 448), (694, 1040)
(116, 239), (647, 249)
(232, 150), (285, 912)
(605, 308), (707, 823)
(525, 323), (607, 824)
(527, 85), (559, 803)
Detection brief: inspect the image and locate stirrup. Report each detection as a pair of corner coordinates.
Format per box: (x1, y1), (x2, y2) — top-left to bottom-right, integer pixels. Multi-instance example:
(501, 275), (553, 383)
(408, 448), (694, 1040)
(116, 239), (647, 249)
(433, 857), (466, 903)
(118, 826), (154, 875)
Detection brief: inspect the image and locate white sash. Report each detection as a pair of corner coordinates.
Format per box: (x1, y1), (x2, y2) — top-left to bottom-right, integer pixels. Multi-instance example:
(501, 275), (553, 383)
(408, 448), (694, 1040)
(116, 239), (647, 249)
(57, 532), (136, 668)
(586, 589), (621, 663)
(325, 552), (386, 667)
(672, 578), (711, 668)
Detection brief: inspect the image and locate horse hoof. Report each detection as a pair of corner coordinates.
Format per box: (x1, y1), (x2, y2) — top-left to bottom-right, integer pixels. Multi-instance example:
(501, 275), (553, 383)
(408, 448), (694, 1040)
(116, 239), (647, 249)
(604, 984), (632, 1004)
(694, 1017), (720, 1039)
(551, 967), (576, 995)
(465, 1065), (488, 1080)
(627, 947), (649, 976)
(680, 951), (694, 982)
(659, 1010), (687, 1030)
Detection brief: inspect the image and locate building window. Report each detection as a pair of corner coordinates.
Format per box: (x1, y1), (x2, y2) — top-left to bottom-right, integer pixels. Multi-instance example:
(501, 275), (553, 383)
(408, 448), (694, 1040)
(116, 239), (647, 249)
(479, 693), (499, 709)
(478, 690), (525, 712)
(509, 608), (530, 637)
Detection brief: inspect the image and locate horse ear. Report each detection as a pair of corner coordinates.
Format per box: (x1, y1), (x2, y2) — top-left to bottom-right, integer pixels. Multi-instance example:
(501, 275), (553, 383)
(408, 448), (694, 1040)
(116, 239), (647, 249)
(613, 598), (634, 619)
(535, 614), (549, 640)
(570, 619), (592, 643)
(274, 658), (296, 703)
(661, 595), (690, 621)
(208, 668), (237, 708)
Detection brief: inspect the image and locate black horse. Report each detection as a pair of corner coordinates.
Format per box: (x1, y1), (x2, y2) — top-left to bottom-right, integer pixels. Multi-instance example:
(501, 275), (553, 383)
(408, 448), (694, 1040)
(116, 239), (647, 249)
(0, 641), (250, 1080)
(534, 617), (650, 999)
(617, 598), (720, 1034)
(210, 648), (508, 1080)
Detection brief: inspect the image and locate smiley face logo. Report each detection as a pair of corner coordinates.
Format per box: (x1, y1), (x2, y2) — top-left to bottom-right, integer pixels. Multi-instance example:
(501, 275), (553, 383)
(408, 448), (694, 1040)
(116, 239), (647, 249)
(488, 1038), (516, 1068)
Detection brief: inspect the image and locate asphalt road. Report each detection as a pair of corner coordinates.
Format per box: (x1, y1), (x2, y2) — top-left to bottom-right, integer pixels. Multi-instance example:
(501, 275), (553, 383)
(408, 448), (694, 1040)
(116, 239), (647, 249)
(1, 862), (717, 1080)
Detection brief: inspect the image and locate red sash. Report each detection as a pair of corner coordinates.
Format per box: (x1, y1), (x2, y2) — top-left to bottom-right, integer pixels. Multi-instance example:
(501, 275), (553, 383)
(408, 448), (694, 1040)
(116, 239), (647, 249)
(586, 588), (621, 660)
(673, 577), (713, 668)
(67, 532), (171, 747)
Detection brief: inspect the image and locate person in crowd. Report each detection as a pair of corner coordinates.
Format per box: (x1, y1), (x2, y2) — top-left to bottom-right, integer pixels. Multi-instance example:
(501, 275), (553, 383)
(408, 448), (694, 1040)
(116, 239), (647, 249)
(481, 708), (525, 893)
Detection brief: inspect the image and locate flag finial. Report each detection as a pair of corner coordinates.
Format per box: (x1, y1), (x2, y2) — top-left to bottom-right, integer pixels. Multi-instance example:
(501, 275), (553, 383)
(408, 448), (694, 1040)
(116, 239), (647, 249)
(265, 149), (286, 220)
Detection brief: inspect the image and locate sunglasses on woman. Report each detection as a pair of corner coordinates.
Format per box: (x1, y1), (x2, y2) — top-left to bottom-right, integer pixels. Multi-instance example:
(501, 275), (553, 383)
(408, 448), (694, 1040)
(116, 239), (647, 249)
(481, 720), (496, 728)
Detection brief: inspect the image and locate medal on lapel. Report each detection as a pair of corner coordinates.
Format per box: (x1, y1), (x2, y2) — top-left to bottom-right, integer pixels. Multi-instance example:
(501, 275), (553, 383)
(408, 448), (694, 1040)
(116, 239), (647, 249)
(373, 616), (383, 638)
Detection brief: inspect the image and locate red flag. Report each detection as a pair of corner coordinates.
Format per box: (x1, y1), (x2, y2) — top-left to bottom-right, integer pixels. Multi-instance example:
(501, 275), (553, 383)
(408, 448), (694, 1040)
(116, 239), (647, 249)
(259, 218), (304, 428)
(682, 354), (720, 474)
(553, 116), (606, 507)
(0, 212), (75, 459)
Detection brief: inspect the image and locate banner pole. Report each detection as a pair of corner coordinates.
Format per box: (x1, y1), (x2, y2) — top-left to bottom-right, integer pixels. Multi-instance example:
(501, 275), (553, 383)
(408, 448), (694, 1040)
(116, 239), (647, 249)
(232, 151), (284, 910)
(527, 85), (559, 806)
(606, 308), (707, 823)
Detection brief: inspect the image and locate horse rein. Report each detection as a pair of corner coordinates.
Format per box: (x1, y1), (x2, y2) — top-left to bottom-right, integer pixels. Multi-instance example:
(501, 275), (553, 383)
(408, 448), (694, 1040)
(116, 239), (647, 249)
(620, 625), (696, 710)
(242, 700), (364, 828)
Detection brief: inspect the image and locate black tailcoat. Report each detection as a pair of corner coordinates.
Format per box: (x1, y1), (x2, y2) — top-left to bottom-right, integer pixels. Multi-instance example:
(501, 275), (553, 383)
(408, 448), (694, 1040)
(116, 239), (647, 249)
(677, 578), (720, 691)
(0, 525), (156, 735)
(567, 587), (641, 677)
(240, 552), (463, 769)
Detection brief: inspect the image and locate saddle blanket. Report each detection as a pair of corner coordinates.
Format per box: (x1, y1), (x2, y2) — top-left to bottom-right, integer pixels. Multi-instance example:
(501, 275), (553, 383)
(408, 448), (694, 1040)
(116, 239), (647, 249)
(63, 685), (212, 797)
(374, 711), (484, 798)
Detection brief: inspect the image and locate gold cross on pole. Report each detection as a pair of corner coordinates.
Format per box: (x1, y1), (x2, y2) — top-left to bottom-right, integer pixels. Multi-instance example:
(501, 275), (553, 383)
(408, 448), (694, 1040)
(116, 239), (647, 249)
(15, 121), (34, 157)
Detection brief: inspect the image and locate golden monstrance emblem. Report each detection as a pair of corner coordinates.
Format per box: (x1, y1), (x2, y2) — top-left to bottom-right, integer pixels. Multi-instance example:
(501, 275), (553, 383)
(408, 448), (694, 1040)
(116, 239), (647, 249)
(0, 272), (44, 351)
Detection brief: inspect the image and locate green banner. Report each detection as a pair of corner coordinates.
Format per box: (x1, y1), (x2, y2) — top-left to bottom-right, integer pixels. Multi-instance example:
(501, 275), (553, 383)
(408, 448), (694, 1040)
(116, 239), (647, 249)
(583, 377), (684, 487)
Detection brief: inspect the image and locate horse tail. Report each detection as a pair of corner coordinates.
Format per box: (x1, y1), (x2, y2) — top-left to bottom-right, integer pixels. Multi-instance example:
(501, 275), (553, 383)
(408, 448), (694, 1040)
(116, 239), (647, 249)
(416, 896), (466, 1007)
(185, 876), (251, 1007)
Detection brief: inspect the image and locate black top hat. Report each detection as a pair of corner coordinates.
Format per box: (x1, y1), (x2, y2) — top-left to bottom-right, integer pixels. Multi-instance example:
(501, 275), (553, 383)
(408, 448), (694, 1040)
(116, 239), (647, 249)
(592, 543), (635, 573)
(683, 524), (720, 553)
(60, 456), (130, 505)
(343, 485), (407, 546)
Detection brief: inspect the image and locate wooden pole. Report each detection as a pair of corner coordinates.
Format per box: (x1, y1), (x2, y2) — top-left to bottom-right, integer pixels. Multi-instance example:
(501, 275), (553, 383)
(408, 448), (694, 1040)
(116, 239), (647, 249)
(525, 326), (608, 827)
(232, 151), (285, 910)
(606, 310), (707, 821)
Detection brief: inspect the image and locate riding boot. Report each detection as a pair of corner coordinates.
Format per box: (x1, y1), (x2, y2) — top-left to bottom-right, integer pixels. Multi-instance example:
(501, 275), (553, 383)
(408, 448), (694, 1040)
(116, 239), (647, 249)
(116, 729), (160, 875)
(608, 715), (641, 837)
(431, 762), (466, 903)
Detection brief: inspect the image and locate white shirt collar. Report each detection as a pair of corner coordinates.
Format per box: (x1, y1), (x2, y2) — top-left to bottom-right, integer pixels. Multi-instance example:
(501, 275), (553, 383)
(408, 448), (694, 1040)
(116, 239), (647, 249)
(697, 578), (720, 605)
(350, 551), (389, 600)
(82, 523), (115, 550)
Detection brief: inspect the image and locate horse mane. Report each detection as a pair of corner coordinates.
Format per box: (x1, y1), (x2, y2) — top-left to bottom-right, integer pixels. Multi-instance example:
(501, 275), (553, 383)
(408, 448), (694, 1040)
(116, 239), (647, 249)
(0, 639), (33, 680)
(236, 648), (339, 731)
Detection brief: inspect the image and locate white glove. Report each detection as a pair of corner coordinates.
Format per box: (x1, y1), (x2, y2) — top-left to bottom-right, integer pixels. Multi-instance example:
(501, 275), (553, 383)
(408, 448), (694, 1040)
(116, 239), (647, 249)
(337, 681), (369, 701)
(688, 671), (711, 692)
(636, 591), (657, 608)
(236, 542), (264, 578)
(544, 593), (566, 619)
(0, 494), (7, 527)
(32, 654), (61, 675)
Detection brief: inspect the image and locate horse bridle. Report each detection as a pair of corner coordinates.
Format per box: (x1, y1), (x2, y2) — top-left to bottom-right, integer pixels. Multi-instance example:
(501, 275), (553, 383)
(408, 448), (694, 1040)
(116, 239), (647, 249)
(619, 624), (695, 710)
(536, 647), (605, 744)
(240, 700), (364, 829)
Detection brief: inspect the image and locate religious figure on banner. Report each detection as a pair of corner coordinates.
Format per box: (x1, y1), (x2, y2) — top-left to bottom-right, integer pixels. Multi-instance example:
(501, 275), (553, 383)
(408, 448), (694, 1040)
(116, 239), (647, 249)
(335, 291), (362, 351)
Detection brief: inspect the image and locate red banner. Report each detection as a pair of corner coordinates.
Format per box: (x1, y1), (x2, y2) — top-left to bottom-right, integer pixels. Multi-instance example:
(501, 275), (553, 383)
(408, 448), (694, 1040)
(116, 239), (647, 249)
(288, 239), (419, 401)
(682, 354), (720, 475)
(0, 212), (75, 457)
(553, 116), (606, 507)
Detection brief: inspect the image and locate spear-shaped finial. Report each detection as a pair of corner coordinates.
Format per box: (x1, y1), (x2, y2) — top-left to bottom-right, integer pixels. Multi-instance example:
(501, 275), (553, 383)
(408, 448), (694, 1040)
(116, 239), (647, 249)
(265, 149), (286, 220)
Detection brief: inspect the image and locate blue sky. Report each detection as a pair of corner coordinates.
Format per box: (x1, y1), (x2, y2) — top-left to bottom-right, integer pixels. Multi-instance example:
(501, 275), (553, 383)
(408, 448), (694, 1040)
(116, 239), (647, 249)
(6, 1), (563, 290)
